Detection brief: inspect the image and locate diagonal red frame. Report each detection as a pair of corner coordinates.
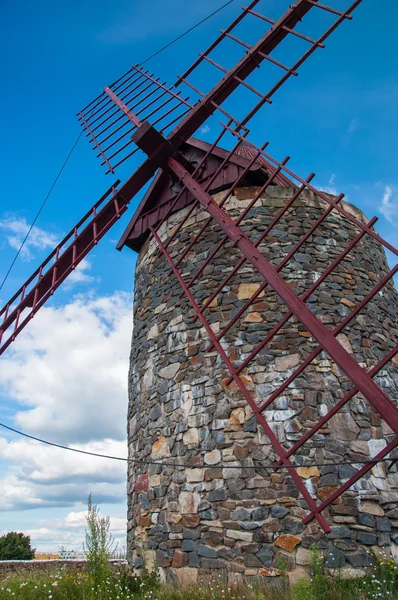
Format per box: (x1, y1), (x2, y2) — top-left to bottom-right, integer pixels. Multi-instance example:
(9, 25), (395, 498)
(112, 91), (398, 530)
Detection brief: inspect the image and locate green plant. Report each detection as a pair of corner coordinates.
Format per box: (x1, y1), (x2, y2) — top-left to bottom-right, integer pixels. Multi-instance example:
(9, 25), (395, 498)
(308, 544), (328, 599)
(141, 551), (160, 590)
(292, 578), (314, 600)
(0, 532), (35, 560)
(358, 550), (398, 599)
(84, 493), (116, 596)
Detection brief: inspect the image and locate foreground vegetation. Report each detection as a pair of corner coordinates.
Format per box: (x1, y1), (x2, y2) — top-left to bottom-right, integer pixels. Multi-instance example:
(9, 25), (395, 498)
(1, 498), (396, 599)
(0, 549), (397, 600)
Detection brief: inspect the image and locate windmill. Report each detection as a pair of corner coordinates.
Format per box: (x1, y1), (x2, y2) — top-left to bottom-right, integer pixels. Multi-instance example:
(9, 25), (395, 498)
(1, 0), (398, 560)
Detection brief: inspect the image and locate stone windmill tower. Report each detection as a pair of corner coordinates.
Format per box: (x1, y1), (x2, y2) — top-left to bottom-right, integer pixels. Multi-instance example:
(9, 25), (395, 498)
(1, 0), (397, 584)
(122, 139), (398, 581)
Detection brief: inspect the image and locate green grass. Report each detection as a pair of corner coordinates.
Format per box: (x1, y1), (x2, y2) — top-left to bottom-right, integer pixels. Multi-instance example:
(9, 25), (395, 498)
(0, 551), (397, 600)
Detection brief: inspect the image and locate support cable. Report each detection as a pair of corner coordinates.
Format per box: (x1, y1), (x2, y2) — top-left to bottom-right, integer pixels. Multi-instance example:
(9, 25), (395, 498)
(0, 421), (396, 470)
(0, 130), (84, 292)
(139, 0), (235, 66)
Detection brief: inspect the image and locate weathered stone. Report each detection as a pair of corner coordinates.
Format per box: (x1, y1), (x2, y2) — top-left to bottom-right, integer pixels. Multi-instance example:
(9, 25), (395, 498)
(233, 444), (250, 459)
(208, 488), (228, 502)
(181, 539), (195, 552)
(376, 516), (391, 532)
(378, 532), (391, 546)
(260, 567), (283, 577)
(262, 519), (281, 533)
(256, 546), (274, 566)
(201, 558), (225, 569)
(327, 526), (352, 540)
(203, 530), (224, 546)
(356, 531), (377, 545)
(197, 544), (218, 558)
(181, 515), (200, 528)
(238, 283), (264, 300)
(147, 323), (159, 340)
(359, 501), (384, 516)
(156, 549), (171, 567)
(337, 333), (353, 354)
(287, 568), (310, 587)
(232, 508), (252, 521)
(274, 534), (301, 552)
(338, 464), (357, 480)
(326, 546), (345, 568)
(204, 449), (221, 465)
(186, 468), (204, 483)
(271, 505), (289, 519)
(351, 440), (369, 455)
(297, 466), (320, 479)
(357, 513), (375, 528)
(243, 553), (263, 567)
(340, 298), (356, 308)
(179, 491), (200, 515)
(226, 530), (253, 542)
(295, 547), (311, 566)
(346, 549), (373, 567)
(173, 567), (198, 586)
(275, 354), (300, 372)
(183, 528), (200, 540)
(183, 428), (199, 446)
(230, 407), (245, 426)
(317, 487), (340, 503)
(330, 413), (360, 441)
(159, 363), (180, 380)
(172, 550), (188, 568)
(205, 468), (223, 481)
(243, 416), (257, 432)
(245, 312), (263, 323)
(151, 436), (170, 460)
(251, 507), (269, 521)
(135, 472), (149, 493)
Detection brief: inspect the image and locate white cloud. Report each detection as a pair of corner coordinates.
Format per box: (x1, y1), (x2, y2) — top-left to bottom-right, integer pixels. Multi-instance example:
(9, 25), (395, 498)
(347, 118), (358, 135)
(379, 185), (398, 225)
(0, 437), (127, 511)
(63, 258), (96, 288)
(328, 174), (335, 185)
(199, 124), (210, 135)
(0, 291), (133, 445)
(1, 509), (127, 552)
(319, 185), (337, 196)
(0, 216), (59, 261)
(0, 290), (132, 547)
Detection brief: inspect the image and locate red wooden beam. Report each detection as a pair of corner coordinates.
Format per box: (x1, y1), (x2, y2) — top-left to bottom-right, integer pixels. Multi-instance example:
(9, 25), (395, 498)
(166, 156), (398, 435)
(150, 225), (331, 533)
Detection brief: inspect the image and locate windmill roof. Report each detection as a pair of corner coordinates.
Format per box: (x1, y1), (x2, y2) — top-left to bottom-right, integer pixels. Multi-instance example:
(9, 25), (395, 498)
(117, 137), (294, 253)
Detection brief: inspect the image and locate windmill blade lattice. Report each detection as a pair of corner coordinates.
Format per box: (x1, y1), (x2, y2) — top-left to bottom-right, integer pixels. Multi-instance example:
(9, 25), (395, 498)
(78, 66), (194, 174)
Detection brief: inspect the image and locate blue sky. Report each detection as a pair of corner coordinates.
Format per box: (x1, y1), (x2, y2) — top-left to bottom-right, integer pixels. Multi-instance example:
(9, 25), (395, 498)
(0, 0), (397, 551)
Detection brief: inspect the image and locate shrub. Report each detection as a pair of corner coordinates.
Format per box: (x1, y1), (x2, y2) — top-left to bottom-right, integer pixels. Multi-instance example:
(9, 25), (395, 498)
(0, 532), (35, 561)
(84, 493), (116, 596)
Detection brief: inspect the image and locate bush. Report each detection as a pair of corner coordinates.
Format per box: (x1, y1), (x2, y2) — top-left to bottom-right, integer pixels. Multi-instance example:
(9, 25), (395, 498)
(0, 532), (35, 560)
(84, 494), (116, 596)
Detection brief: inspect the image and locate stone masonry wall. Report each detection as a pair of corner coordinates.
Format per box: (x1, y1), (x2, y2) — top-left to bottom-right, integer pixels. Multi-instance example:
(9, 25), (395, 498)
(127, 185), (398, 583)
